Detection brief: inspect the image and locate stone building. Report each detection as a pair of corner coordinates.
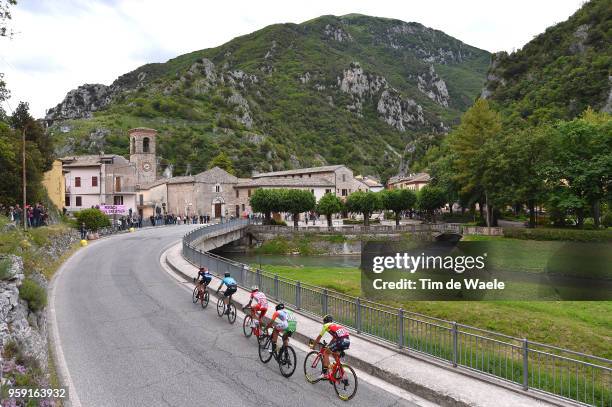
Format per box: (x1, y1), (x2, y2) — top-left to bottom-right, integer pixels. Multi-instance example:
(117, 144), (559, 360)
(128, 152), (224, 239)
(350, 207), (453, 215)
(129, 127), (158, 187)
(387, 172), (431, 191)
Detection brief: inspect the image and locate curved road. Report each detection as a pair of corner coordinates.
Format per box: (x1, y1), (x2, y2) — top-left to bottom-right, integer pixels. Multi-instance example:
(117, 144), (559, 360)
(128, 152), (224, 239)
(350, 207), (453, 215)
(52, 226), (422, 407)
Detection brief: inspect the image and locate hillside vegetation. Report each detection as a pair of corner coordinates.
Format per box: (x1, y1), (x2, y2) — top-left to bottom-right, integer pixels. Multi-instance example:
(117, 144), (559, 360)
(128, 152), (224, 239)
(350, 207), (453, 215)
(46, 14), (490, 181)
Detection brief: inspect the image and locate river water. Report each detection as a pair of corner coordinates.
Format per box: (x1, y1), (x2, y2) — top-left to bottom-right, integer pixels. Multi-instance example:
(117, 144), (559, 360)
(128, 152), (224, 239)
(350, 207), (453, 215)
(222, 253), (360, 268)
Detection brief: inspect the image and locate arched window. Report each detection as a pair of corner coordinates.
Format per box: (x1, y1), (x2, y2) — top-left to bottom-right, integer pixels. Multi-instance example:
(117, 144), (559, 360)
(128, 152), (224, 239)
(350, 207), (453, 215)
(131, 137), (135, 154)
(215, 184), (221, 193)
(143, 137), (150, 153)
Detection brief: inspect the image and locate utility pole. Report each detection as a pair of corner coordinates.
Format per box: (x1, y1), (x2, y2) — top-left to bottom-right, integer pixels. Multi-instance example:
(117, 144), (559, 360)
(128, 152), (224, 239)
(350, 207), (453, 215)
(22, 126), (27, 229)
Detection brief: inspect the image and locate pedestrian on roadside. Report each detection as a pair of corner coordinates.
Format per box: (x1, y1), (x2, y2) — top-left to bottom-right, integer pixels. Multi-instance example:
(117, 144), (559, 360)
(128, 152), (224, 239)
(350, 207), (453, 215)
(80, 222), (87, 240)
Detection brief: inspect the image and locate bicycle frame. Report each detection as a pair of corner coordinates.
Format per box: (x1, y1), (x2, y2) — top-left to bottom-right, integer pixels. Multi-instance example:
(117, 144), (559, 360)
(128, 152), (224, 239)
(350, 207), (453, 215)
(309, 345), (344, 383)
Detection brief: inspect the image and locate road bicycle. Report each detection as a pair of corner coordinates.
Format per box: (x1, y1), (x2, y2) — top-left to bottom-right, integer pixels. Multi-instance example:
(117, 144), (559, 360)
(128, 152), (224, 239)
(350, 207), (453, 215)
(242, 305), (265, 340)
(191, 278), (210, 308)
(216, 296), (237, 324)
(257, 328), (297, 378)
(304, 340), (358, 401)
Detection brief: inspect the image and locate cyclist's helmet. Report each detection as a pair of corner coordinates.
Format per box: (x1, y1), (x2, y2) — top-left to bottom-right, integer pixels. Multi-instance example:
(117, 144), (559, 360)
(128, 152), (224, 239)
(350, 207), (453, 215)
(323, 314), (333, 324)
(199, 267), (207, 272)
(251, 285), (259, 292)
(224, 272), (231, 277)
(276, 303), (285, 311)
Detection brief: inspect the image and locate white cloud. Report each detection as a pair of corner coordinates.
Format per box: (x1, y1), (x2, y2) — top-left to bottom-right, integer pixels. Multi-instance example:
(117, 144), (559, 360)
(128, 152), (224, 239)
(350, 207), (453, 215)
(0, 0), (585, 118)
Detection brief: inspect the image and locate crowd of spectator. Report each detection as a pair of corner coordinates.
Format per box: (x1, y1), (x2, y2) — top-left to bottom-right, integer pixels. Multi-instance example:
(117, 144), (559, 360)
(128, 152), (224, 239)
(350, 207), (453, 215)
(1, 202), (50, 227)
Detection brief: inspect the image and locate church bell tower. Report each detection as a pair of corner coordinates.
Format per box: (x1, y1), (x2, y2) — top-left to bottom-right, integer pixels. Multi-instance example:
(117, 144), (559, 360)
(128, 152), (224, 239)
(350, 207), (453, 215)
(129, 127), (157, 186)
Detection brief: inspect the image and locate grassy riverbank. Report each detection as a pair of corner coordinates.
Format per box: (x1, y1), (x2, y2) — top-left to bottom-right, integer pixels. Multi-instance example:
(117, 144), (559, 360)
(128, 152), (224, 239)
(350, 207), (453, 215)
(255, 235), (612, 358)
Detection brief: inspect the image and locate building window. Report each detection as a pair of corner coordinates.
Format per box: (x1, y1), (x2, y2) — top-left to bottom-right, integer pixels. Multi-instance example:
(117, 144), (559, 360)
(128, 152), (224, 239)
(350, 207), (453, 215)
(325, 189), (332, 194)
(248, 189), (251, 197)
(75, 196), (82, 207)
(75, 177), (81, 187)
(235, 189), (239, 198)
(115, 177), (122, 192)
(143, 137), (150, 153)
(241, 204), (245, 211)
(310, 189), (314, 194)
(65, 196), (70, 207)
(215, 184), (220, 193)
(113, 195), (123, 205)
(92, 176), (98, 187)
(342, 174), (346, 182)
(139, 194), (144, 206)
(341, 189), (348, 196)
(309, 174), (311, 178)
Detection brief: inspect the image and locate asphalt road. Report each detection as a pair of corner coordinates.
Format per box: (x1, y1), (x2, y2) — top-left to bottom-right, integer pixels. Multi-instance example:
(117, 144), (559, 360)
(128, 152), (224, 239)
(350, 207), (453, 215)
(52, 226), (420, 407)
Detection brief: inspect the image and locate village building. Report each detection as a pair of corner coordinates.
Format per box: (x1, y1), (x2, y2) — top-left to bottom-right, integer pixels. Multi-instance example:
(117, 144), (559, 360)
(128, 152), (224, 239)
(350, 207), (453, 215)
(56, 127), (380, 220)
(41, 159), (66, 210)
(387, 172), (431, 191)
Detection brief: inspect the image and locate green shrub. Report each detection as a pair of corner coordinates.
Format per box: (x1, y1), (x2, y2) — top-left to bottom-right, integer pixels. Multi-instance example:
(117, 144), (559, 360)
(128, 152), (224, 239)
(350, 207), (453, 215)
(503, 227), (612, 242)
(19, 279), (47, 312)
(323, 234), (347, 243)
(74, 208), (110, 232)
(256, 238), (290, 254)
(0, 258), (11, 280)
(269, 218), (287, 226)
(603, 211), (612, 228)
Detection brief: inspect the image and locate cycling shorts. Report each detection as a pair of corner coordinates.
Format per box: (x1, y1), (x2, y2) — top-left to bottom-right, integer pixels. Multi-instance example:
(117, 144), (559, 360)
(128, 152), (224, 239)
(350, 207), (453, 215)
(224, 285), (237, 297)
(252, 303), (267, 318)
(329, 337), (350, 353)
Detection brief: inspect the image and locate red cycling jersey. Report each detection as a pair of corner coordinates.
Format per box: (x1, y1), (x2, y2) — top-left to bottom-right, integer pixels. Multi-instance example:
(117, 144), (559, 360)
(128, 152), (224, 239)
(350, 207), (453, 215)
(319, 322), (349, 340)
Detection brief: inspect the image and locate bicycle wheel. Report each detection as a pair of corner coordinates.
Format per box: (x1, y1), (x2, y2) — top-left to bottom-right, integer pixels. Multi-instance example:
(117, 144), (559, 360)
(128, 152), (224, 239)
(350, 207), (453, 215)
(216, 298), (224, 316)
(201, 291), (209, 309)
(192, 287), (199, 303)
(227, 303), (237, 324)
(333, 364), (358, 401)
(304, 351), (323, 383)
(258, 336), (273, 364)
(243, 315), (253, 338)
(278, 345), (297, 378)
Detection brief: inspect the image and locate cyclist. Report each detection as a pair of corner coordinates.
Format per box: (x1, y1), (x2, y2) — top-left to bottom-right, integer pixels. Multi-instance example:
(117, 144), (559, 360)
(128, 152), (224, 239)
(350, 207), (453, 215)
(194, 267), (212, 300)
(242, 285), (268, 329)
(265, 303), (297, 354)
(216, 272), (237, 315)
(310, 315), (350, 380)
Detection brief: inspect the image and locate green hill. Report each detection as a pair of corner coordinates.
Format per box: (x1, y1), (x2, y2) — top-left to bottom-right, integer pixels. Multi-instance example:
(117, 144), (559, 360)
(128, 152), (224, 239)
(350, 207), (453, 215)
(46, 14), (490, 180)
(481, 0), (611, 125)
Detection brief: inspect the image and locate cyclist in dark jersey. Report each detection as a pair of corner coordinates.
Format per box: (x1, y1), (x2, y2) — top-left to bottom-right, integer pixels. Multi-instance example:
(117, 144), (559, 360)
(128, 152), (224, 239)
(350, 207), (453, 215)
(310, 314), (350, 379)
(194, 267), (212, 301)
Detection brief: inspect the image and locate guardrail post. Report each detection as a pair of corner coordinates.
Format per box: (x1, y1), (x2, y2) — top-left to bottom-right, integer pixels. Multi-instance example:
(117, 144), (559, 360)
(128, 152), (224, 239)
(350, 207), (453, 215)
(274, 274), (279, 300)
(296, 281), (301, 310)
(356, 297), (361, 334)
(322, 289), (328, 315)
(522, 338), (529, 390)
(256, 269), (262, 288)
(398, 308), (404, 348)
(452, 321), (458, 367)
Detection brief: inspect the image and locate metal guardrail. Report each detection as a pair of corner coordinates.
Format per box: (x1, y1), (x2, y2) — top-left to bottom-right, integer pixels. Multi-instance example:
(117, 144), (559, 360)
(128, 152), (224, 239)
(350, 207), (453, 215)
(250, 223), (503, 235)
(183, 219), (611, 406)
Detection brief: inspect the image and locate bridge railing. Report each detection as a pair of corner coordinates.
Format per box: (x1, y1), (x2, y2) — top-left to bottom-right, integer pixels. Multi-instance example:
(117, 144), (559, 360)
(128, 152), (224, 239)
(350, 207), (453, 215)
(182, 219), (611, 406)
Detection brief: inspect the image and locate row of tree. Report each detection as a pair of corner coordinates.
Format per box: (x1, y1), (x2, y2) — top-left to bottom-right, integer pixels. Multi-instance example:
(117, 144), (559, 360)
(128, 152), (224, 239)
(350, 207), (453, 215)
(250, 186), (447, 228)
(421, 100), (611, 228)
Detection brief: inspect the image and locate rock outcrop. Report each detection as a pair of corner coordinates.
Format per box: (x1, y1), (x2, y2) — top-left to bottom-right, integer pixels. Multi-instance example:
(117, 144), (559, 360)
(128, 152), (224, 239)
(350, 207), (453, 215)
(417, 65), (450, 107)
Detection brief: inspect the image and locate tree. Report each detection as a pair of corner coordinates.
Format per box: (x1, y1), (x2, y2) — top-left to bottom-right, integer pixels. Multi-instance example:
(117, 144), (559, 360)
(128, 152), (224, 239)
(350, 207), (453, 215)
(449, 99), (504, 227)
(417, 186), (446, 222)
(345, 191), (382, 227)
(75, 208), (111, 232)
(208, 152), (235, 175)
(11, 101), (54, 171)
(541, 109), (612, 227)
(316, 192), (343, 227)
(249, 188), (279, 224)
(380, 188), (416, 226)
(281, 189), (316, 228)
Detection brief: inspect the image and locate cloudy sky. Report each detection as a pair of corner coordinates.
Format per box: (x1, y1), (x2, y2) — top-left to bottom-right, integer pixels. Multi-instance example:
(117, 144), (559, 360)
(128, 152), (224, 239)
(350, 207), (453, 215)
(1, 0), (585, 118)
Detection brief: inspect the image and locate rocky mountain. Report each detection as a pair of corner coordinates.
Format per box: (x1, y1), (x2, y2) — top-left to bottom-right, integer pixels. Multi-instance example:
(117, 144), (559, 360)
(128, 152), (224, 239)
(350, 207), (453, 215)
(481, 0), (611, 125)
(46, 14), (490, 180)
